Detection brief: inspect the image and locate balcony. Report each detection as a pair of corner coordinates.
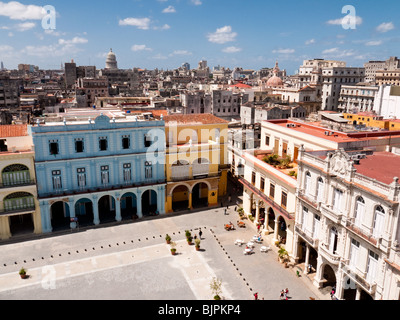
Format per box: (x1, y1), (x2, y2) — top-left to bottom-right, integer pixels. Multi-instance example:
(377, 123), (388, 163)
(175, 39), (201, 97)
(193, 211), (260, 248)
(341, 262), (377, 295)
(320, 203), (343, 224)
(345, 218), (377, 246)
(295, 223), (319, 248)
(319, 243), (341, 265)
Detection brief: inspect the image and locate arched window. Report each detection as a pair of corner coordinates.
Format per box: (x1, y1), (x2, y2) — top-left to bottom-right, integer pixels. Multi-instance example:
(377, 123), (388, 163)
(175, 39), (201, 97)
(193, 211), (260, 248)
(317, 177), (324, 202)
(304, 171), (311, 195)
(2, 164), (30, 186)
(373, 206), (385, 238)
(4, 192), (35, 212)
(354, 196), (365, 227)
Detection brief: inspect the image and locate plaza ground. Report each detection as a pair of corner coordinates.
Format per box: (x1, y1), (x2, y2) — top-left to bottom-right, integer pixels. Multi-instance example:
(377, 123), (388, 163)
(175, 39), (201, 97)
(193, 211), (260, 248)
(0, 204), (329, 301)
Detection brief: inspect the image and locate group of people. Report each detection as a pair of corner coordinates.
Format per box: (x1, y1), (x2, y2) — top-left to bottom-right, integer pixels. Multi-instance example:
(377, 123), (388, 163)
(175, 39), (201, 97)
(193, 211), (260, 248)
(280, 288), (290, 300)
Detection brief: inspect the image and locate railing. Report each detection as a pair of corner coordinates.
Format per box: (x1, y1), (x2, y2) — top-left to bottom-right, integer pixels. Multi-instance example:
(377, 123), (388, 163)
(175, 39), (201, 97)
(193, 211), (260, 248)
(319, 243), (341, 265)
(0, 179), (36, 189)
(320, 203), (343, 224)
(341, 263), (377, 295)
(353, 173), (391, 196)
(346, 217), (377, 246)
(295, 223), (319, 248)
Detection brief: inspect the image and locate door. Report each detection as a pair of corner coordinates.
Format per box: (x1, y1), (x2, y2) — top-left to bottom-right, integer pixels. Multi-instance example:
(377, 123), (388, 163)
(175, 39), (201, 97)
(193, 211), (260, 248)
(274, 139), (280, 154)
(366, 251), (378, 283)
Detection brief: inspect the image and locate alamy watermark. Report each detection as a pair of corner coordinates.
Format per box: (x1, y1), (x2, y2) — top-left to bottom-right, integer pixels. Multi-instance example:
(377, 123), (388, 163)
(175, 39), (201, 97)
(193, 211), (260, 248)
(41, 5), (56, 30)
(341, 5), (357, 30)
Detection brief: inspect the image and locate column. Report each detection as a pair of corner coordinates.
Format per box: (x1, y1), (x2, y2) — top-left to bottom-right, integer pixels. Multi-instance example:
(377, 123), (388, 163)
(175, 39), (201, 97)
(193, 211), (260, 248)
(40, 201), (52, 233)
(273, 219), (279, 242)
(69, 199), (77, 229)
(264, 209), (269, 235)
(304, 244), (310, 274)
(115, 193), (121, 222)
(255, 202), (260, 225)
(136, 189), (143, 218)
(355, 287), (362, 300)
(188, 192), (193, 210)
(92, 195), (100, 225)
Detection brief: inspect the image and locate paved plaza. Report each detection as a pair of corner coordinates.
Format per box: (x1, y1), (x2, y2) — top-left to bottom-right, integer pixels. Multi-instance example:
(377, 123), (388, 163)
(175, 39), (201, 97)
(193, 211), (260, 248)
(0, 205), (328, 301)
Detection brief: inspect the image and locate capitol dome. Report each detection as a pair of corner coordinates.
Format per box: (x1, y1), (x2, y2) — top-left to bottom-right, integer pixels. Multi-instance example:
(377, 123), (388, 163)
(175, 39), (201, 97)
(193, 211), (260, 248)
(266, 75), (283, 87)
(105, 48), (118, 70)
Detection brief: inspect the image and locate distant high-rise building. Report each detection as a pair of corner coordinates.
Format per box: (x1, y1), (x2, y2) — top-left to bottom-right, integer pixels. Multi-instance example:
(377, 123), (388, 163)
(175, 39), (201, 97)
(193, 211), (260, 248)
(105, 48), (118, 70)
(64, 59), (77, 89)
(0, 61), (4, 71)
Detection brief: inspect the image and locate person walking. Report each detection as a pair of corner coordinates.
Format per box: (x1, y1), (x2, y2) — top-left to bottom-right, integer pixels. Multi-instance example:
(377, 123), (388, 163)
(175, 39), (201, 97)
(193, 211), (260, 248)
(254, 292), (258, 300)
(199, 228), (203, 240)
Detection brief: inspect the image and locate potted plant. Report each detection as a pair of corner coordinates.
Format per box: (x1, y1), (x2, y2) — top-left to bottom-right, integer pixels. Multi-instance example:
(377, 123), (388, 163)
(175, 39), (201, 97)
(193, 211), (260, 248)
(19, 268), (27, 279)
(195, 238), (201, 251)
(185, 230), (193, 245)
(278, 247), (289, 264)
(165, 234), (171, 244)
(170, 242), (177, 256)
(210, 277), (222, 300)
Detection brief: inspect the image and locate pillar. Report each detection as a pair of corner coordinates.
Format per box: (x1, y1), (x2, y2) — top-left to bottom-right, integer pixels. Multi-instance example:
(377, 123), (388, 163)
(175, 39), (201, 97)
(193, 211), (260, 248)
(188, 192), (193, 210)
(304, 244), (310, 274)
(92, 195), (100, 225)
(273, 219), (279, 242)
(115, 194), (122, 222)
(136, 190), (143, 218)
(355, 287), (362, 300)
(255, 202), (260, 225)
(40, 201), (52, 233)
(69, 199), (77, 229)
(264, 210), (270, 235)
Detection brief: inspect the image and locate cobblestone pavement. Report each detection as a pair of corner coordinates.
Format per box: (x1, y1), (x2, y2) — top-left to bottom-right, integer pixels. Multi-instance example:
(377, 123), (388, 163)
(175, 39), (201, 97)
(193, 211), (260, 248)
(0, 205), (328, 301)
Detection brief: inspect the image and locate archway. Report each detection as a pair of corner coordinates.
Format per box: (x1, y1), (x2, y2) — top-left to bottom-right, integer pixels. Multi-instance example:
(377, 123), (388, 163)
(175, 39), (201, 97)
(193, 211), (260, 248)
(142, 190), (158, 216)
(321, 264), (337, 289)
(9, 213), (34, 236)
(51, 201), (70, 230)
(2, 164), (30, 186)
(192, 182), (209, 208)
(121, 192), (137, 220)
(172, 185), (190, 212)
(98, 195), (116, 223)
(278, 216), (287, 244)
(74, 198), (94, 227)
(268, 207), (275, 231)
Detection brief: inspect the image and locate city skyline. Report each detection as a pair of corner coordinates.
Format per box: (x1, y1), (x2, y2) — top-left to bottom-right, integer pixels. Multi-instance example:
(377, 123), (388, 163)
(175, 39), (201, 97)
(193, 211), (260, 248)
(0, 0), (399, 73)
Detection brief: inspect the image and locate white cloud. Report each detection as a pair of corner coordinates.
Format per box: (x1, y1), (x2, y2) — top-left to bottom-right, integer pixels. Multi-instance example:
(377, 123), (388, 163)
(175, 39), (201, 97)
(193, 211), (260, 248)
(326, 16), (363, 26)
(131, 44), (152, 52)
(365, 40), (383, 46)
(162, 6), (176, 13)
(322, 47), (355, 58)
(170, 50), (192, 56)
(153, 24), (170, 30)
(58, 37), (88, 45)
(15, 21), (35, 31)
(0, 1), (45, 20)
(222, 46), (242, 53)
(272, 48), (295, 54)
(151, 53), (168, 60)
(207, 26), (237, 44)
(322, 47), (339, 54)
(305, 39), (315, 45)
(119, 17), (151, 30)
(376, 22), (394, 33)
(191, 0), (202, 5)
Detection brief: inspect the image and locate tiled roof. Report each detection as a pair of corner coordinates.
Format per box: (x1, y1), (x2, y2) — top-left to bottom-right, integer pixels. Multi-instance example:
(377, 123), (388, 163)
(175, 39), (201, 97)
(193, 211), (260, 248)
(164, 114), (229, 125)
(0, 125), (28, 138)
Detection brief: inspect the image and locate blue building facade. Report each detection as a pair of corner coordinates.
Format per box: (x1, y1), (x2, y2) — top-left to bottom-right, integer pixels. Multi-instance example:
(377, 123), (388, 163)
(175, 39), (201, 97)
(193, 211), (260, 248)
(31, 114), (166, 232)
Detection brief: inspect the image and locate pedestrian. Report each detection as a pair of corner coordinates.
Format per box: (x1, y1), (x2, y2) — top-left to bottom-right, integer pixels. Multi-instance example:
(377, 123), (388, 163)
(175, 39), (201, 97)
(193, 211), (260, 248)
(199, 228), (203, 240)
(224, 208), (227, 215)
(257, 223), (261, 233)
(228, 194), (232, 203)
(284, 288), (289, 300)
(280, 290), (284, 300)
(254, 292), (258, 300)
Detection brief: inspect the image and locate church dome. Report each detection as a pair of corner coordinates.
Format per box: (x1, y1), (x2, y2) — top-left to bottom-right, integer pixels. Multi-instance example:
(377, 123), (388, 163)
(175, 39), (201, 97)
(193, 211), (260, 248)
(105, 48), (118, 70)
(266, 75), (283, 87)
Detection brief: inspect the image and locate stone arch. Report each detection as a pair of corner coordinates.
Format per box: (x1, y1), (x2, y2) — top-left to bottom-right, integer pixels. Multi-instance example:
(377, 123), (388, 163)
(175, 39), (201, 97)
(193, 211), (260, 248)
(171, 184), (190, 212)
(121, 192), (137, 219)
(141, 189), (158, 216)
(98, 195), (116, 223)
(74, 197), (94, 226)
(191, 181), (209, 208)
(50, 200), (71, 230)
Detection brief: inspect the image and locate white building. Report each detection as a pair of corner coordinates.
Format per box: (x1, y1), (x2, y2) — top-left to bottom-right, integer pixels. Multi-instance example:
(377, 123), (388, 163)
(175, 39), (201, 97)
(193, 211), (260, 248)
(338, 84), (379, 113)
(364, 57), (400, 83)
(373, 85), (400, 119)
(297, 147), (400, 300)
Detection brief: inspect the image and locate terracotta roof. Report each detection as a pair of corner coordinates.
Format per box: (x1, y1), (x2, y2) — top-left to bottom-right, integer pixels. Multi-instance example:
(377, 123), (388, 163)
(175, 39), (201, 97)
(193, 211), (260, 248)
(0, 125), (28, 138)
(164, 114), (229, 125)
(354, 152), (400, 185)
(230, 83), (252, 89)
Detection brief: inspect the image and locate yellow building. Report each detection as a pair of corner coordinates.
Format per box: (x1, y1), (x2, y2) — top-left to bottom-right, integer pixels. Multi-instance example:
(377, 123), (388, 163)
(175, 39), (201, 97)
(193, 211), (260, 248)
(0, 125), (41, 240)
(344, 113), (400, 131)
(164, 114), (228, 213)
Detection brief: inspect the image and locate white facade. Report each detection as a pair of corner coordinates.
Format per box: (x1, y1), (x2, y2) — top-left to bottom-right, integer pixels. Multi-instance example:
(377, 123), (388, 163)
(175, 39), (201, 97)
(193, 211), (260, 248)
(296, 148), (400, 300)
(373, 85), (400, 119)
(338, 84), (378, 113)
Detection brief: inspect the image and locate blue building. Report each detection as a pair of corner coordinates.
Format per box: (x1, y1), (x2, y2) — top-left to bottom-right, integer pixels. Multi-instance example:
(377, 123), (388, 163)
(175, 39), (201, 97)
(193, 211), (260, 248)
(31, 112), (166, 232)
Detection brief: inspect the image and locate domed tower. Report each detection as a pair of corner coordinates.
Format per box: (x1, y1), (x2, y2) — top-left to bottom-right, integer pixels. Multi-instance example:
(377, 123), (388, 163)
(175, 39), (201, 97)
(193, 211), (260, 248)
(105, 48), (118, 70)
(266, 60), (283, 88)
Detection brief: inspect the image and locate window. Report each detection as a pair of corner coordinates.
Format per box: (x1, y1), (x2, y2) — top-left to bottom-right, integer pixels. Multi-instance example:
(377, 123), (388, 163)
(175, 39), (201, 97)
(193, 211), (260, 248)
(144, 134), (153, 148)
(101, 165), (109, 185)
(99, 137), (108, 151)
(313, 214), (321, 238)
(304, 172), (311, 195)
(317, 177), (324, 202)
(77, 168), (86, 188)
(251, 172), (256, 185)
(302, 206), (308, 231)
(373, 206), (385, 238)
(265, 135), (270, 146)
(354, 197), (365, 228)
(366, 250), (379, 283)
(49, 140), (59, 155)
(270, 183), (275, 199)
(333, 188), (343, 212)
(123, 163), (132, 183)
(281, 191), (287, 209)
(329, 227), (338, 254)
(349, 238), (360, 269)
(260, 177), (265, 192)
(52, 170), (62, 191)
(145, 161), (153, 179)
(122, 136), (130, 150)
(75, 139), (84, 153)
(0, 139), (7, 152)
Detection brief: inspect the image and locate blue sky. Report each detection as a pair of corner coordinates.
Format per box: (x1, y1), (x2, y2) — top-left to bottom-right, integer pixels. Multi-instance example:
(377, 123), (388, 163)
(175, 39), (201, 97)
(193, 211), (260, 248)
(0, 0), (399, 73)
